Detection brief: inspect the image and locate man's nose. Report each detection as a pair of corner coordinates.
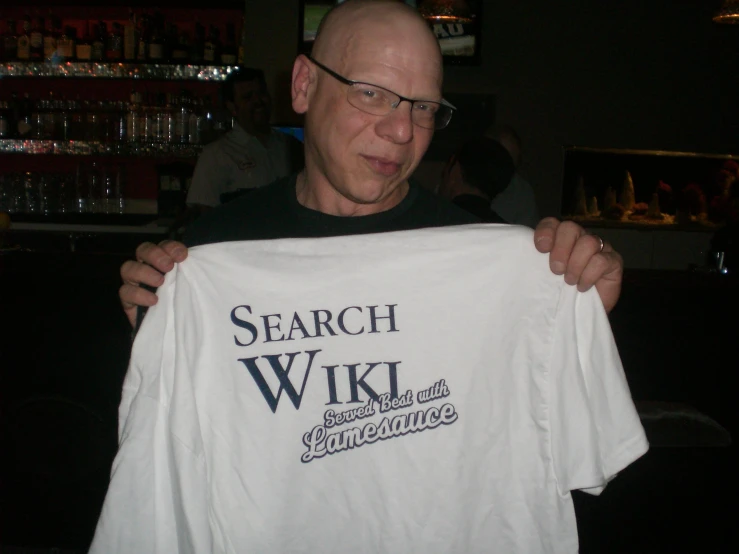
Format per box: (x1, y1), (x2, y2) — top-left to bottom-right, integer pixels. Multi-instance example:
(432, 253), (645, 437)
(375, 101), (414, 145)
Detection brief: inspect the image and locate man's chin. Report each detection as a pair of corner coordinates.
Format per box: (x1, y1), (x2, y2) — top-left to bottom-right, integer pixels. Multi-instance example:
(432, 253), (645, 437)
(347, 176), (409, 207)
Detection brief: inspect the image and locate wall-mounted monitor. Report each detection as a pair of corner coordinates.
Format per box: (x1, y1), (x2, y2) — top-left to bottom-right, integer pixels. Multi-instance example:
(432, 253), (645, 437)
(299, 0), (482, 66)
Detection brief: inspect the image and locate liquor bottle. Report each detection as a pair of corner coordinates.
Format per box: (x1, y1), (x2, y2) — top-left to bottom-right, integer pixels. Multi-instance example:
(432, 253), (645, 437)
(107, 22), (123, 60)
(166, 22), (179, 62)
(164, 93), (176, 143)
(43, 14), (57, 61)
(0, 100), (11, 138)
(123, 10), (137, 61)
(175, 89), (190, 144)
(116, 167), (125, 214)
(148, 15), (165, 62)
(139, 93), (153, 143)
(30, 14), (44, 60)
(170, 28), (189, 63)
(126, 90), (141, 143)
(17, 14), (31, 61)
(203, 25), (220, 64)
(220, 23), (237, 65)
(2, 20), (18, 61)
(136, 11), (149, 62)
(188, 96), (202, 144)
(91, 22), (105, 61)
(17, 93), (33, 137)
(191, 21), (205, 63)
(237, 14), (246, 64)
(151, 93), (166, 143)
(76, 20), (92, 61)
(200, 95), (214, 144)
(56, 26), (76, 61)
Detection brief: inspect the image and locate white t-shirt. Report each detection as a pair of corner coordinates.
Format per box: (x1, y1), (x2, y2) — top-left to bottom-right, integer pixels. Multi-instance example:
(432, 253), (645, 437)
(91, 225), (647, 554)
(186, 123), (291, 207)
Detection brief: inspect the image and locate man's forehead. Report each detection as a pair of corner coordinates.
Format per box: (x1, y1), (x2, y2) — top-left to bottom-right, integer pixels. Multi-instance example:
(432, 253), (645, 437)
(339, 45), (443, 95)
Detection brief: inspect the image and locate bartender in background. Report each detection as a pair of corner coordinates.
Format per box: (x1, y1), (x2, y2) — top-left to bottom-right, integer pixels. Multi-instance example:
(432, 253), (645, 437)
(186, 67), (303, 213)
(485, 124), (540, 228)
(438, 137), (511, 223)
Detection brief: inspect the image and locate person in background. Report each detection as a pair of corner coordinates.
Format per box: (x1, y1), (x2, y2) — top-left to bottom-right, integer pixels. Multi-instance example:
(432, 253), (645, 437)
(438, 136), (513, 223)
(486, 124), (540, 228)
(186, 67), (303, 213)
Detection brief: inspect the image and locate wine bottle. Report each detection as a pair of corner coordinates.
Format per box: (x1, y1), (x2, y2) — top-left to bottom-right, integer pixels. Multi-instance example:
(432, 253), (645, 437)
(76, 19), (92, 61)
(17, 14), (31, 61)
(124, 10), (137, 61)
(42, 14), (57, 61)
(106, 22), (123, 60)
(91, 22), (105, 61)
(220, 23), (237, 65)
(29, 14), (44, 60)
(2, 20), (18, 61)
(203, 25), (220, 64)
(56, 26), (76, 61)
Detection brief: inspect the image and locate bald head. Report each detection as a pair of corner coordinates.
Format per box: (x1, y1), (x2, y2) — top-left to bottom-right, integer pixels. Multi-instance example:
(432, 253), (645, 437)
(313, 0), (442, 83)
(290, 0), (445, 216)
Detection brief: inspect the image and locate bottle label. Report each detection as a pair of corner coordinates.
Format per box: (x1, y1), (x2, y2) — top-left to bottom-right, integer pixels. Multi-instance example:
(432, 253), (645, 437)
(92, 42), (104, 60)
(221, 54), (236, 65)
(204, 44), (215, 62)
(17, 36), (31, 59)
(149, 43), (164, 60)
(124, 26), (136, 60)
(43, 36), (57, 58)
(58, 39), (74, 58)
(76, 44), (92, 60)
(30, 32), (43, 49)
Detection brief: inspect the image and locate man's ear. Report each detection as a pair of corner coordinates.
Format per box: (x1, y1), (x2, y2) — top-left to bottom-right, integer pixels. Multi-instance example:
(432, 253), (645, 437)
(292, 55), (315, 115)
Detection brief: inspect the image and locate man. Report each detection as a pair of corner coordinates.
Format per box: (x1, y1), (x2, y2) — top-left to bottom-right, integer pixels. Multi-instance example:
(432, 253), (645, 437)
(99, 2), (642, 552)
(438, 136), (513, 223)
(486, 124), (541, 228)
(120, 2), (622, 323)
(186, 67), (302, 211)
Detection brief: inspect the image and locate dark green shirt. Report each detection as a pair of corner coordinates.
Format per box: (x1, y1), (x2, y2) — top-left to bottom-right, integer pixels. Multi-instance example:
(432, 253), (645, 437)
(184, 173), (479, 246)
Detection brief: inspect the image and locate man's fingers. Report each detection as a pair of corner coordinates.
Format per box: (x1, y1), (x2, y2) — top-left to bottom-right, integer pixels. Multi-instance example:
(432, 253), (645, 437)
(585, 250), (624, 314)
(563, 234), (606, 286)
(159, 240), (188, 263)
(548, 220), (585, 275)
(120, 260), (165, 289)
(533, 217), (561, 253)
(134, 242), (176, 273)
(119, 283), (159, 327)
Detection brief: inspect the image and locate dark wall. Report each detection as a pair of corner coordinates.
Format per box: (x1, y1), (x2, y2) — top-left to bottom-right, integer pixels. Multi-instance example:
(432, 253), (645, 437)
(446, 0), (739, 216)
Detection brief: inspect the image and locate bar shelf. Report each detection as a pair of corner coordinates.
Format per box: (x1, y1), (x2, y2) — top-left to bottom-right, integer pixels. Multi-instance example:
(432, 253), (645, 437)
(0, 62), (237, 81)
(0, 139), (203, 157)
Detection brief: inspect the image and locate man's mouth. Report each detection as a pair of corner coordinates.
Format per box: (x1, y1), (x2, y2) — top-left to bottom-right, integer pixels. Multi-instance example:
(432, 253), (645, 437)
(362, 155), (402, 176)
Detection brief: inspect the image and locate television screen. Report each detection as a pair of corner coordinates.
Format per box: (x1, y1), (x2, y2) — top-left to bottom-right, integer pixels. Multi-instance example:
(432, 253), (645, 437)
(274, 126), (305, 143)
(300, 0), (481, 65)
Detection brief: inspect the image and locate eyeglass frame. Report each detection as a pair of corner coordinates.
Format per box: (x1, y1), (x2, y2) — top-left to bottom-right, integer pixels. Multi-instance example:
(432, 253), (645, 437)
(307, 56), (456, 130)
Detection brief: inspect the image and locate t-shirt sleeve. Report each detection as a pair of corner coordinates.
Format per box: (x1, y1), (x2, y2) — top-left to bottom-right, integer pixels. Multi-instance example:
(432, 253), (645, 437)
(187, 145), (229, 207)
(548, 285), (649, 496)
(89, 271), (210, 553)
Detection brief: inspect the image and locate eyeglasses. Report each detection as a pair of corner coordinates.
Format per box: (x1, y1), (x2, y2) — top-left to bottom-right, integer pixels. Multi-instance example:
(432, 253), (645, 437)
(308, 57), (455, 130)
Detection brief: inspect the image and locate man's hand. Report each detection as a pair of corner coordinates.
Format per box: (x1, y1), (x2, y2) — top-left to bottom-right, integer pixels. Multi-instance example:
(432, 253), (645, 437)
(119, 240), (189, 327)
(533, 218), (623, 313)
